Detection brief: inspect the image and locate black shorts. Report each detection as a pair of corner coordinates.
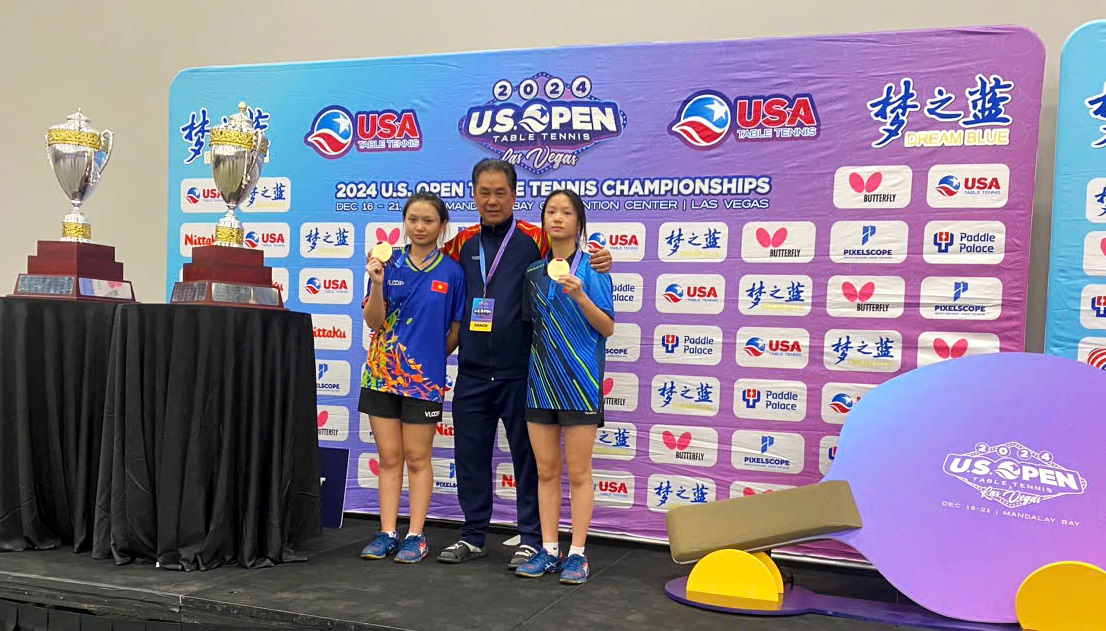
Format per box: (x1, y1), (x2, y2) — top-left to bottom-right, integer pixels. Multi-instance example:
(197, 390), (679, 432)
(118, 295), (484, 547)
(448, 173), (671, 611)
(358, 387), (443, 425)
(525, 407), (604, 427)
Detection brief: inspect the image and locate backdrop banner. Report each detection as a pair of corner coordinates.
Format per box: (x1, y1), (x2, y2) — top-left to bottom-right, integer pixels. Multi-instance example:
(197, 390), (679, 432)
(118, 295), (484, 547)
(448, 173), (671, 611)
(1045, 20), (1106, 364)
(167, 26), (1044, 546)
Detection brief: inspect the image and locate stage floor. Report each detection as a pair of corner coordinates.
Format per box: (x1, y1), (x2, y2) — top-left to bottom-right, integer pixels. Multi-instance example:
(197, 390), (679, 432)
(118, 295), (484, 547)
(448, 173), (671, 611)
(0, 518), (907, 630)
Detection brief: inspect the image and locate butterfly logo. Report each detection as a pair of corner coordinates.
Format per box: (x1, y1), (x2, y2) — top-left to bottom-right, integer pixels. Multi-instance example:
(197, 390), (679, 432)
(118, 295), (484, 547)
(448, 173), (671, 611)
(317, 410), (329, 428)
(849, 172), (882, 193)
(602, 378), (614, 396)
(662, 430), (692, 452)
(842, 281), (876, 303)
(376, 227), (401, 245)
(755, 227), (788, 248)
(933, 338), (969, 360)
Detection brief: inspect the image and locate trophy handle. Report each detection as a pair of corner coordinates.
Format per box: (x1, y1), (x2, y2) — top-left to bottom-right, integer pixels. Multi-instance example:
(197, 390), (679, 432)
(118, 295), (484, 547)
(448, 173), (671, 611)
(99, 129), (114, 171)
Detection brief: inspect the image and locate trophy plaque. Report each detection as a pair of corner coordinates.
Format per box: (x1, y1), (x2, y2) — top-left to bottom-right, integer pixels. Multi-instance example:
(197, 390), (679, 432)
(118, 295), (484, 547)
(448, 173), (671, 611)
(12, 111), (135, 302)
(170, 102), (283, 309)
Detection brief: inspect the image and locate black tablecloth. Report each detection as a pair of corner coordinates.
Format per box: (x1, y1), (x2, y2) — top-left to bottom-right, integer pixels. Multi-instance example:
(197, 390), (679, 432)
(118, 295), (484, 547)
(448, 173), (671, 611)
(92, 304), (321, 570)
(0, 297), (119, 552)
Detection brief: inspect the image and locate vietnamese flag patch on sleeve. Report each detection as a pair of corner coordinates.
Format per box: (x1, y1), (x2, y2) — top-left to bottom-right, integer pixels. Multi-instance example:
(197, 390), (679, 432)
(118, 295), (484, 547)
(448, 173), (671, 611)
(431, 280), (448, 294)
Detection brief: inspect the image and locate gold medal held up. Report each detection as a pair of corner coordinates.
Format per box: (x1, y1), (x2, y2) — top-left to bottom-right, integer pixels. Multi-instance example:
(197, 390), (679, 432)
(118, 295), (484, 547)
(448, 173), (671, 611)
(371, 242), (393, 263)
(547, 258), (570, 280)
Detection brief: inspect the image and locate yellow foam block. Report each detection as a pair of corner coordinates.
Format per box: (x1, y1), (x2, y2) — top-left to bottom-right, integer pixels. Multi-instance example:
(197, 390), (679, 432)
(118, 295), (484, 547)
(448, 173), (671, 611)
(753, 551), (784, 595)
(1016, 561), (1106, 630)
(686, 549), (783, 611)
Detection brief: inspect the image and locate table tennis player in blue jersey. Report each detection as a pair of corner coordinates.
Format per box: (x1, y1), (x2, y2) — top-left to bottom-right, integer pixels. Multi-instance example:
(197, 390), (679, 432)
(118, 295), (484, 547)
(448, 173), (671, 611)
(514, 189), (614, 586)
(359, 192), (466, 564)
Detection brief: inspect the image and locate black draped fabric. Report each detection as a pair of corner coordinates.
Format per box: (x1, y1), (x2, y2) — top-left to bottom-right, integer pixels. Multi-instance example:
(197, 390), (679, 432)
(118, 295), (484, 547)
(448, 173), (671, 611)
(0, 297), (118, 553)
(92, 304), (321, 570)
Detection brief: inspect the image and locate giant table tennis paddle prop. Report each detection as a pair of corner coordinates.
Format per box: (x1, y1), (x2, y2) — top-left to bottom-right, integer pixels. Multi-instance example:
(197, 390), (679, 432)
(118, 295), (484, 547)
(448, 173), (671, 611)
(666, 353), (1106, 624)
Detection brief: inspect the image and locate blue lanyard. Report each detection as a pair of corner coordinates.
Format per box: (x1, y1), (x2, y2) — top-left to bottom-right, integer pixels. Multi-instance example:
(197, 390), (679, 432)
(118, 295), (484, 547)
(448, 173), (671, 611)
(396, 245), (440, 271)
(478, 220), (517, 297)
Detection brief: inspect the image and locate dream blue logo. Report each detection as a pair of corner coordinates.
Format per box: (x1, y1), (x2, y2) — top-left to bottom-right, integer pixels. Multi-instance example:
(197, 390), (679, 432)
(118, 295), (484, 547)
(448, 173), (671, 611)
(663, 283), (684, 304)
(305, 106), (354, 158)
(934, 231), (955, 254)
(936, 175), (961, 197)
(669, 90), (732, 149)
(742, 388), (762, 409)
(953, 281), (969, 302)
(760, 435), (775, 453)
(861, 224), (877, 245)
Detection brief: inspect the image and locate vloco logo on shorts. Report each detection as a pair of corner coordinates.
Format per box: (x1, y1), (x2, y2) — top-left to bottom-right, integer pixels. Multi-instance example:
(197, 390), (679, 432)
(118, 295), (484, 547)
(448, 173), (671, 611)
(943, 441), (1087, 509)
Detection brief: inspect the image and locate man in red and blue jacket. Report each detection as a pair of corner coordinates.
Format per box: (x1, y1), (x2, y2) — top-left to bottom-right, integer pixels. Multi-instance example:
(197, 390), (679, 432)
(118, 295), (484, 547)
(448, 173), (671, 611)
(437, 159), (612, 569)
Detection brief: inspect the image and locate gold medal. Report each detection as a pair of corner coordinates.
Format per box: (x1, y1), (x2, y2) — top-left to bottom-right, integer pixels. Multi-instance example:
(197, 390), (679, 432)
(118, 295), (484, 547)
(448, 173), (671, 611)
(370, 242), (393, 263)
(547, 258), (570, 280)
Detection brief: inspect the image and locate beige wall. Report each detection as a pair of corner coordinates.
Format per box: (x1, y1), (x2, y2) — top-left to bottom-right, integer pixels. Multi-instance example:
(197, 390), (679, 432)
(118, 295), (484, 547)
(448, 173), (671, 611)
(0, 1), (1097, 350)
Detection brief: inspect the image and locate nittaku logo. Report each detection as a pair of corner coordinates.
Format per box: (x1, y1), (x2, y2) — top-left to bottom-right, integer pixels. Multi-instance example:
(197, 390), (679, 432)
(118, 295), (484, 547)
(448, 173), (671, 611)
(314, 326), (346, 340)
(943, 441), (1087, 508)
(305, 105), (422, 158)
(459, 73), (627, 174)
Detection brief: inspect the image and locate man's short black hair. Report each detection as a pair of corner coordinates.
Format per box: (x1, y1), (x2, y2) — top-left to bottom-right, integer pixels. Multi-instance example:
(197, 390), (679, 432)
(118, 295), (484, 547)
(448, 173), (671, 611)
(471, 159), (517, 192)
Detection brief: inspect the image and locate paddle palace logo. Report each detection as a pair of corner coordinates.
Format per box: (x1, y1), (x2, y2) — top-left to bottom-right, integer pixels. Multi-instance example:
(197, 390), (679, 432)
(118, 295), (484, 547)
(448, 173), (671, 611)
(942, 441), (1087, 509)
(459, 72), (627, 174)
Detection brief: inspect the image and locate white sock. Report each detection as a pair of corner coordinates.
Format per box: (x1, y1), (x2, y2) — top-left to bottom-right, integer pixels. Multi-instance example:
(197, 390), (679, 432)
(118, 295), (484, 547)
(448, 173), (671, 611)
(406, 531), (421, 538)
(460, 540), (482, 552)
(383, 530), (397, 538)
(543, 542), (560, 556)
(569, 545), (585, 557)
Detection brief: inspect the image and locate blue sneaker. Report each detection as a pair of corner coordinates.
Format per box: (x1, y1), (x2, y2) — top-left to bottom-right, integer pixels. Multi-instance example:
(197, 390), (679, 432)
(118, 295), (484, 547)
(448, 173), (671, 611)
(394, 534), (428, 564)
(515, 548), (561, 578)
(560, 553), (589, 584)
(360, 532), (399, 560)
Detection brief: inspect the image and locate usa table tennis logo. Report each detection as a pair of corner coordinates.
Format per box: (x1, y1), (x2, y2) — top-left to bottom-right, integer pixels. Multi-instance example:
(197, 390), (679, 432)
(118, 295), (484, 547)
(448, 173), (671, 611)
(736, 327), (809, 369)
(299, 268), (354, 305)
(240, 222), (290, 258)
(594, 421), (637, 461)
(926, 164), (1009, 208)
(820, 436), (839, 475)
(669, 91), (731, 148)
(587, 223), (646, 262)
(820, 382), (876, 424)
(593, 470), (635, 508)
(655, 274), (725, 315)
(306, 105), (422, 158)
(460, 73), (626, 174)
(943, 441), (1087, 509)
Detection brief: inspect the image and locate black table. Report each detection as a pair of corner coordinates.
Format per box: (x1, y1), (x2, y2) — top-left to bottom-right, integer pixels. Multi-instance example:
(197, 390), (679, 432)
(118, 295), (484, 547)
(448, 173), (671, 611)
(0, 297), (119, 553)
(92, 304), (322, 570)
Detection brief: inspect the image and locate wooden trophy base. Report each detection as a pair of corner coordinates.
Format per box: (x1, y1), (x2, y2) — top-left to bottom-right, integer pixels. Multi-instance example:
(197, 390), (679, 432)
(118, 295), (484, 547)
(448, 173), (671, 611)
(12, 241), (135, 302)
(170, 245), (284, 309)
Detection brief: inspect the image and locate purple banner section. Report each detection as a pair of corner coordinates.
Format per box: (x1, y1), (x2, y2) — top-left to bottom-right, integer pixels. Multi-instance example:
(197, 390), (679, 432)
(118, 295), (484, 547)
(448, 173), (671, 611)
(166, 26), (1044, 545)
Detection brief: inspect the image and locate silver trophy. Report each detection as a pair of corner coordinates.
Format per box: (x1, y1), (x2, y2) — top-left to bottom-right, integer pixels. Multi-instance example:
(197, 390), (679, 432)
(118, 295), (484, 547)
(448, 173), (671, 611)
(209, 102), (269, 247)
(46, 111), (113, 242)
